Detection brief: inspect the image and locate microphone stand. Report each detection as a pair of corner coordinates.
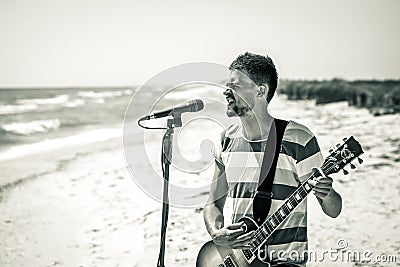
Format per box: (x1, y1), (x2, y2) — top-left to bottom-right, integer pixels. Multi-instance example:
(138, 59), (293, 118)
(157, 114), (182, 267)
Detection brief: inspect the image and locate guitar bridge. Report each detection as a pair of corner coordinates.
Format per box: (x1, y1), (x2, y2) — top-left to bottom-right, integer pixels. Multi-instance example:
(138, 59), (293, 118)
(241, 249), (256, 264)
(223, 254), (239, 267)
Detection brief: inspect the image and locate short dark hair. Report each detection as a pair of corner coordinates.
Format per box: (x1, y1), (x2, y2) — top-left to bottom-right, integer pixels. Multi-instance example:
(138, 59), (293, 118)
(229, 52), (278, 102)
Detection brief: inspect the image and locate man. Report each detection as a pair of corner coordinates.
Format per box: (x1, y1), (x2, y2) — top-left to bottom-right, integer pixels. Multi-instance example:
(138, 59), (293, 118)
(203, 52), (342, 266)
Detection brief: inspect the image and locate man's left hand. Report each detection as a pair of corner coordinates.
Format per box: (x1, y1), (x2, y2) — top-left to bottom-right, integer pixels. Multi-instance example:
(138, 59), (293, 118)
(308, 177), (333, 199)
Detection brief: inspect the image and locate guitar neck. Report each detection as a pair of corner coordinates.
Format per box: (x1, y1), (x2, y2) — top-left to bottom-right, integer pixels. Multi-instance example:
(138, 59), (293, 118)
(251, 171), (318, 249)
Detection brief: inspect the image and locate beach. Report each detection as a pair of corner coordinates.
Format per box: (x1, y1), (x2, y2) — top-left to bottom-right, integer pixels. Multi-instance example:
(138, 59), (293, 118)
(0, 89), (399, 266)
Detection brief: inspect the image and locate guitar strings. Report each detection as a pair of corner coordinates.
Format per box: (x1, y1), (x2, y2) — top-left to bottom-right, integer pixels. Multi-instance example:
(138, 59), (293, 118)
(248, 161), (339, 253)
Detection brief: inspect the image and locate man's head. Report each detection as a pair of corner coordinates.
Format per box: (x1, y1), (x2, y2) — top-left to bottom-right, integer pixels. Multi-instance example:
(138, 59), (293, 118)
(224, 52), (278, 117)
(229, 52), (278, 103)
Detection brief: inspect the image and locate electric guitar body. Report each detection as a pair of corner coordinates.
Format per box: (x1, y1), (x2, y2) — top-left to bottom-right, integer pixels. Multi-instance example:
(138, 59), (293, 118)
(197, 241), (267, 267)
(197, 216), (269, 267)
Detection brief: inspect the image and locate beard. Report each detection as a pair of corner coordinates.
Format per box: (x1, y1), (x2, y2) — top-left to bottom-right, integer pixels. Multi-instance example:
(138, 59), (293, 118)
(224, 89), (251, 117)
(226, 103), (250, 117)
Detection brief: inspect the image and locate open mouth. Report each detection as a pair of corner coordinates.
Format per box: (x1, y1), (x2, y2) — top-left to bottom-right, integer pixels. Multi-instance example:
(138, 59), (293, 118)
(224, 89), (236, 107)
(225, 92), (236, 106)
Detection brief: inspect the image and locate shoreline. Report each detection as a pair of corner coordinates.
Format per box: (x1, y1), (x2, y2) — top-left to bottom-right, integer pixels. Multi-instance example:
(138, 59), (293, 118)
(0, 134), (123, 189)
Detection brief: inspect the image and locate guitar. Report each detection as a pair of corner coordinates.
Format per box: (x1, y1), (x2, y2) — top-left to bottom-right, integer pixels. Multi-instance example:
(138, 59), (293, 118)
(197, 136), (364, 267)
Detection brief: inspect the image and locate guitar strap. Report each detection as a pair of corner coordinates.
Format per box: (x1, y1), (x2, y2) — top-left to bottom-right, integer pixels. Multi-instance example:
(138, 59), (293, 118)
(253, 118), (288, 224)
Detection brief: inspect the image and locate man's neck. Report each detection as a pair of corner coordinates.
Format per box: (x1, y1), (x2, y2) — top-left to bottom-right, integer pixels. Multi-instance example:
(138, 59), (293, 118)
(240, 111), (274, 141)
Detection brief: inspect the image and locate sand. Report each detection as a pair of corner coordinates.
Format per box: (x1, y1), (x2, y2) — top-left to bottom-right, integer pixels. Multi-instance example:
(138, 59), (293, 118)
(0, 135), (210, 266)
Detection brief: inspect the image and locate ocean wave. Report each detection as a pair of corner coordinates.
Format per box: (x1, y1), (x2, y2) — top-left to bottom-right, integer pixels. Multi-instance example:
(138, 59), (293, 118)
(63, 99), (86, 108)
(1, 119), (61, 135)
(0, 127), (121, 161)
(17, 94), (70, 105)
(77, 89), (132, 99)
(0, 104), (38, 115)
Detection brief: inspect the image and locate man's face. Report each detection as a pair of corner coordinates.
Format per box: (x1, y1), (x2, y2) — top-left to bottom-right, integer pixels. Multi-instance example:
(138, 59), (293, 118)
(224, 69), (259, 117)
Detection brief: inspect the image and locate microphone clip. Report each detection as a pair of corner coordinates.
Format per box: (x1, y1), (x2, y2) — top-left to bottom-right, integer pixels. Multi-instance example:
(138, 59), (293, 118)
(170, 111), (182, 127)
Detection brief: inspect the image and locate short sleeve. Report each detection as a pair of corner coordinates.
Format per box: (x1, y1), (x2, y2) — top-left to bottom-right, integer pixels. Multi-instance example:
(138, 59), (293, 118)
(283, 121), (325, 183)
(295, 134), (324, 182)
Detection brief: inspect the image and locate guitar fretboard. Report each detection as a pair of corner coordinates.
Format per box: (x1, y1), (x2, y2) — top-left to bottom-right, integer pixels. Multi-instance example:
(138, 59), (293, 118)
(250, 173), (317, 250)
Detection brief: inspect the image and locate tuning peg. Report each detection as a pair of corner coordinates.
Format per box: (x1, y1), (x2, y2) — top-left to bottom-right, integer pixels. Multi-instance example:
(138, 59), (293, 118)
(343, 137), (348, 142)
(357, 158), (363, 164)
(329, 148), (334, 154)
(350, 163), (356, 169)
(336, 143), (341, 148)
(343, 169), (349, 175)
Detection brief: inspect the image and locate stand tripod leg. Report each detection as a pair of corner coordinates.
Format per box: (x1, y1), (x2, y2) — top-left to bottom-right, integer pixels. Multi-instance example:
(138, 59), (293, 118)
(157, 163), (169, 267)
(157, 118), (176, 267)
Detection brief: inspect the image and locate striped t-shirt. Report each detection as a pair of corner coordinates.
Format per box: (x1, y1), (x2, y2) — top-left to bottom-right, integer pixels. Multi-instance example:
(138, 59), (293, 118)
(215, 120), (324, 266)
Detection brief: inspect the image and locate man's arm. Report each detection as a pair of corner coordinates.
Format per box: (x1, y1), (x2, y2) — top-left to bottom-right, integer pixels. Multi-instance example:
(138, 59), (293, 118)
(203, 160), (255, 249)
(203, 160), (227, 235)
(309, 176), (342, 218)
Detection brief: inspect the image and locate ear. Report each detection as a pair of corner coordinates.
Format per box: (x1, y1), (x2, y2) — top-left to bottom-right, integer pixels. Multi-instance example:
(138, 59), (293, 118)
(257, 84), (268, 97)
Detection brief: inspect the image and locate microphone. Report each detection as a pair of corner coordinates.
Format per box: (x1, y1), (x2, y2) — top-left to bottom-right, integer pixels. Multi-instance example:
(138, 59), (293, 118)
(140, 99), (204, 120)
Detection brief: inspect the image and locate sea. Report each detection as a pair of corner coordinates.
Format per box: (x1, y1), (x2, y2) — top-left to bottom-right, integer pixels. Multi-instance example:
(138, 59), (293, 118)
(0, 88), (135, 161)
(1, 85), (399, 167)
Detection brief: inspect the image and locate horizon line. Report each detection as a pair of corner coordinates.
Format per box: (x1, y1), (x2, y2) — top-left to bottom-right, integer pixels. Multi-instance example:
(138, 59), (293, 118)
(1, 77), (399, 90)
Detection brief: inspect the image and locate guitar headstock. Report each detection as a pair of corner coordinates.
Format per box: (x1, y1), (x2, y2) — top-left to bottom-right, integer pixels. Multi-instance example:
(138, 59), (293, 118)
(322, 136), (364, 176)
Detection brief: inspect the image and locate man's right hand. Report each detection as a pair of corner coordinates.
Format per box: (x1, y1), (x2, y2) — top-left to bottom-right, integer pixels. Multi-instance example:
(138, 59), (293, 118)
(211, 221), (255, 249)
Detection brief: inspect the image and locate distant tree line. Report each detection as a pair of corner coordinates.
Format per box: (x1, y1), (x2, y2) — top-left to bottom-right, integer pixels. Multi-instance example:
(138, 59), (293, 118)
(278, 79), (400, 116)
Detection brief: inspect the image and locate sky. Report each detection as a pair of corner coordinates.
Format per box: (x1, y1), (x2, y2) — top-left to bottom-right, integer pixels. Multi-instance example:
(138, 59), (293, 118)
(0, 0), (399, 87)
